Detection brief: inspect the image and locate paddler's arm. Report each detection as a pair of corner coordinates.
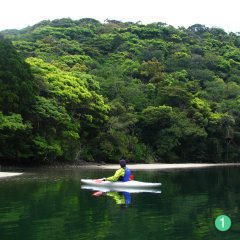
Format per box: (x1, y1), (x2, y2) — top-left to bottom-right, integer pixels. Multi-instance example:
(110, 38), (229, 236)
(105, 168), (125, 181)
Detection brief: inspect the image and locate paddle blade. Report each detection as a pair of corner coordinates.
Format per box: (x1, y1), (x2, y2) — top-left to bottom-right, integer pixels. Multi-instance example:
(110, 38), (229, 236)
(92, 191), (103, 197)
(94, 179), (103, 184)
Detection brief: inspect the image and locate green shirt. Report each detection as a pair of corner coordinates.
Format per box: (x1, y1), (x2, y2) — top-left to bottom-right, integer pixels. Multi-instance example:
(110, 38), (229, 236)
(106, 168), (125, 181)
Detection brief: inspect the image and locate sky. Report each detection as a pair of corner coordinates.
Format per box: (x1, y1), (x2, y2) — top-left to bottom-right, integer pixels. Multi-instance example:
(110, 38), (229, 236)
(1, 0), (240, 32)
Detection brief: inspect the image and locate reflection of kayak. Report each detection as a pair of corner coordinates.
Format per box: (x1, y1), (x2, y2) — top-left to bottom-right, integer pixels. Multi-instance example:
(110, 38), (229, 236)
(81, 179), (161, 193)
(81, 184), (161, 193)
(81, 179), (161, 188)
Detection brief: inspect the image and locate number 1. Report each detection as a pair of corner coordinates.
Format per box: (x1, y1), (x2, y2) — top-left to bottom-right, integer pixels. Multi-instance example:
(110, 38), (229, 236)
(220, 217), (225, 228)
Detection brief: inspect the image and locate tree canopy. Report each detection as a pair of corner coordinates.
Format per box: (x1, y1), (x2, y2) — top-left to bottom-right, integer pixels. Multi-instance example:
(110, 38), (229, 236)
(1, 18), (240, 163)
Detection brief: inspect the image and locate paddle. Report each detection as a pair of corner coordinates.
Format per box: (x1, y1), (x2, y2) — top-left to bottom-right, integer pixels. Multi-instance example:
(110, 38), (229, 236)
(92, 191), (104, 197)
(94, 179), (103, 184)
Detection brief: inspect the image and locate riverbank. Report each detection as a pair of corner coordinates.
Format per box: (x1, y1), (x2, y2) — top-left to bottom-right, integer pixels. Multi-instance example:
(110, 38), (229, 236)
(0, 163), (239, 177)
(83, 163), (240, 170)
(0, 172), (23, 178)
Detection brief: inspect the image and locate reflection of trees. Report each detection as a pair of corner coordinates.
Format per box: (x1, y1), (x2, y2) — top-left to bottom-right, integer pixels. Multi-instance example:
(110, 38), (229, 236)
(0, 176), (112, 240)
(1, 168), (240, 239)
(131, 168), (240, 239)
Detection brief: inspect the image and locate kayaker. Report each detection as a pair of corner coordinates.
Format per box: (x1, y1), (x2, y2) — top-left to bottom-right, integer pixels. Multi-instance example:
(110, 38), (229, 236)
(103, 159), (132, 182)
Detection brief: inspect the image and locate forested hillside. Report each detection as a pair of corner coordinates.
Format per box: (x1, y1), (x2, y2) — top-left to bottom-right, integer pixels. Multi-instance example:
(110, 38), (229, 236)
(1, 18), (240, 164)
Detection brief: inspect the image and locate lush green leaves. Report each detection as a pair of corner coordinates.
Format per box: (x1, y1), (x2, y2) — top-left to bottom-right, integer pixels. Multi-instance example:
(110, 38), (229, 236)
(2, 17), (240, 163)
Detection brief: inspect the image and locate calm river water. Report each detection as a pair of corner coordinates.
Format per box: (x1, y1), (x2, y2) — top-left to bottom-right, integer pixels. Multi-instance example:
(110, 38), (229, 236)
(0, 166), (240, 240)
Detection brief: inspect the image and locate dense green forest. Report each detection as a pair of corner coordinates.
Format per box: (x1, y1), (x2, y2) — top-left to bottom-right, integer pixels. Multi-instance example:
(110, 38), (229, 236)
(1, 18), (240, 164)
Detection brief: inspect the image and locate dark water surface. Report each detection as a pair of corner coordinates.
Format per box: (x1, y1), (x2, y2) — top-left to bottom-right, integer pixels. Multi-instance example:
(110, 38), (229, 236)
(0, 166), (240, 240)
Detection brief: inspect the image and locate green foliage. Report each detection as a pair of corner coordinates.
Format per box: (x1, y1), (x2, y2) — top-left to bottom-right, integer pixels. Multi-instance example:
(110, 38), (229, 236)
(2, 17), (240, 163)
(0, 112), (33, 159)
(0, 112), (31, 131)
(26, 57), (109, 162)
(139, 106), (206, 161)
(0, 37), (37, 115)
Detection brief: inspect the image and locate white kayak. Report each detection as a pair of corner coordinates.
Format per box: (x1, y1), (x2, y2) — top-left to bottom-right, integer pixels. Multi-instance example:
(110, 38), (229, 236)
(81, 184), (161, 193)
(81, 179), (161, 191)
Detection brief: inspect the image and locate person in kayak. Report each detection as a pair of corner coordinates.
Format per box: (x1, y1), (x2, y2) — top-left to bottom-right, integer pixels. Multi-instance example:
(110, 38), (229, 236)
(103, 159), (132, 182)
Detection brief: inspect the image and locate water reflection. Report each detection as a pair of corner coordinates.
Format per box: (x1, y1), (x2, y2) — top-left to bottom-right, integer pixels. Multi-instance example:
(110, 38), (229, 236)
(1, 167), (240, 240)
(81, 184), (161, 205)
(92, 191), (132, 205)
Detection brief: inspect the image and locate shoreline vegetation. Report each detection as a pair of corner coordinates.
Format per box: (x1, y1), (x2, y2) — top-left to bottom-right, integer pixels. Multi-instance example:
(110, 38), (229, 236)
(1, 18), (240, 164)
